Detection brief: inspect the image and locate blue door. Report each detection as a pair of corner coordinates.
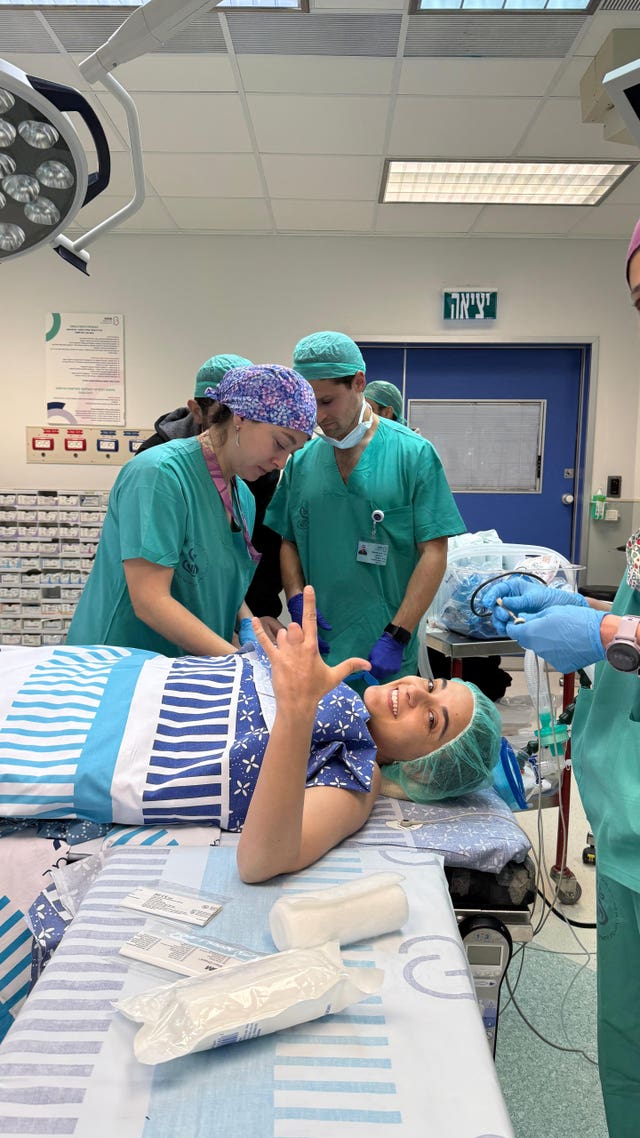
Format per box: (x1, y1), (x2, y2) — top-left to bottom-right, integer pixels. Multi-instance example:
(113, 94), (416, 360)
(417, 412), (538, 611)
(359, 343), (589, 562)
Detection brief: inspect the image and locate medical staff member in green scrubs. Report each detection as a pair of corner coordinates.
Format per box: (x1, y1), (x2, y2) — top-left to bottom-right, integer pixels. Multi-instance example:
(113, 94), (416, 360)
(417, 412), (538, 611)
(480, 217), (640, 1138)
(265, 331), (465, 689)
(364, 379), (407, 425)
(67, 366), (316, 658)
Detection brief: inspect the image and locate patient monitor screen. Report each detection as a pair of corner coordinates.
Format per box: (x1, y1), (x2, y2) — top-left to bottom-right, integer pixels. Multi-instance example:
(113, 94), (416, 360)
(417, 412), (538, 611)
(467, 944), (503, 967)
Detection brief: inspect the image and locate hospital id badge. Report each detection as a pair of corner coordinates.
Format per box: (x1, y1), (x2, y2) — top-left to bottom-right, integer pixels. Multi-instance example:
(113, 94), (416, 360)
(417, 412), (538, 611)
(357, 540), (388, 566)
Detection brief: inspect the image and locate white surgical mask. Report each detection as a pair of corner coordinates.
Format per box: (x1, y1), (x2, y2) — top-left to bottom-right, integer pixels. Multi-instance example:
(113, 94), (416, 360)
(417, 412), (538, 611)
(318, 397), (372, 450)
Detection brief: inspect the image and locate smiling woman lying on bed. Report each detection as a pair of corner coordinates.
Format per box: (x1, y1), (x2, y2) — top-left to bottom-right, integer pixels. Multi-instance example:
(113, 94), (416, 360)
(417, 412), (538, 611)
(0, 587), (501, 882)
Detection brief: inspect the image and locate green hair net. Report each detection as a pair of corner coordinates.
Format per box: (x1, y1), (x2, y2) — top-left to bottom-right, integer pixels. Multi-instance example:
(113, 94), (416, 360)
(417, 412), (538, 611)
(364, 380), (406, 425)
(381, 681), (502, 803)
(293, 331), (366, 381)
(194, 353), (252, 399)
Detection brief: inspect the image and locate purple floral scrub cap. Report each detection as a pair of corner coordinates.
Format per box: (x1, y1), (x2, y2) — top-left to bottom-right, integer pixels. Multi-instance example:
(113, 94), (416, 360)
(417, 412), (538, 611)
(626, 218), (640, 280)
(207, 365), (317, 437)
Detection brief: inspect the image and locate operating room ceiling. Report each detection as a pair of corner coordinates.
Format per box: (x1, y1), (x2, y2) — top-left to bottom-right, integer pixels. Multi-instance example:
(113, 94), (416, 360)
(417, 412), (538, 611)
(3, 1), (640, 242)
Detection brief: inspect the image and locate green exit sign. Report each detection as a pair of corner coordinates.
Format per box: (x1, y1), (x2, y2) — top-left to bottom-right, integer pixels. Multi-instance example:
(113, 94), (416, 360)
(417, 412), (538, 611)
(443, 290), (498, 321)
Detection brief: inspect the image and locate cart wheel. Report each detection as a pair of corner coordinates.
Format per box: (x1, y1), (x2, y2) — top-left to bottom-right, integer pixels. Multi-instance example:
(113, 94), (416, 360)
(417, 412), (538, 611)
(550, 867), (582, 905)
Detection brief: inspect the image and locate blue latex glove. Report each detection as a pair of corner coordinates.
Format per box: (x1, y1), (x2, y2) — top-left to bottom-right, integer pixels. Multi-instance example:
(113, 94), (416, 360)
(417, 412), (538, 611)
(368, 632), (405, 681)
(238, 617), (259, 646)
(502, 606), (605, 673)
(287, 592), (332, 655)
(482, 580), (588, 633)
(346, 669), (379, 687)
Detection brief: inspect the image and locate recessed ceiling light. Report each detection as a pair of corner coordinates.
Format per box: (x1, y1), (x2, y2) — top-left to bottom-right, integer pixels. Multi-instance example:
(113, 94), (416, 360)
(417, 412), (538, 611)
(382, 160), (634, 206)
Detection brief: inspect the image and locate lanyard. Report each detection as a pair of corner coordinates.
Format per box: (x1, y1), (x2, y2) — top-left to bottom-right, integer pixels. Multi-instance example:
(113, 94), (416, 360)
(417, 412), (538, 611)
(199, 433), (261, 564)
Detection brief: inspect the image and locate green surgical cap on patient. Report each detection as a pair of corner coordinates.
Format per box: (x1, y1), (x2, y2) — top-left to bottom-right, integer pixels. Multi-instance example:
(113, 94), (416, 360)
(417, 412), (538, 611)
(364, 380), (406, 425)
(382, 681), (502, 804)
(293, 331), (366, 381)
(194, 353), (252, 399)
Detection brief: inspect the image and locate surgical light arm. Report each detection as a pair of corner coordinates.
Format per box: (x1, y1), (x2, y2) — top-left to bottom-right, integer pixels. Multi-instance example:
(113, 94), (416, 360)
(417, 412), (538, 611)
(79, 0), (221, 85)
(56, 0), (222, 271)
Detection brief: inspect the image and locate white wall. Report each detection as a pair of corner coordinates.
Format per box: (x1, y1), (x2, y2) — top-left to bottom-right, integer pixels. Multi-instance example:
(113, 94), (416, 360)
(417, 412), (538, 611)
(1, 231), (638, 581)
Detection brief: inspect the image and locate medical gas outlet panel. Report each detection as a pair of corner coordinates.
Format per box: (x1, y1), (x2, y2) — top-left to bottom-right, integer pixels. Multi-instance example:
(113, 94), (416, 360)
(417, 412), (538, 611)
(27, 425), (152, 465)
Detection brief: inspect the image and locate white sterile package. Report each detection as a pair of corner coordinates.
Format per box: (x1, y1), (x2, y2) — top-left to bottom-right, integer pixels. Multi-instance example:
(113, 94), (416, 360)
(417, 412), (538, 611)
(269, 871), (409, 950)
(116, 940), (383, 1065)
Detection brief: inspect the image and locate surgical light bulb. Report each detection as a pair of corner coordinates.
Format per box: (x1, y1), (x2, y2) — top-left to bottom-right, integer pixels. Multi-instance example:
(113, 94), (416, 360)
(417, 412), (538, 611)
(0, 90), (14, 114)
(24, 196), (60, 226)
(0, 118), (16, 147)
(0, 222), (24, 251)
(3, 173), (39, 202)
(18, 120), (59, 149)
(0, 153), (15, 177)
(36, 160), (74, 189)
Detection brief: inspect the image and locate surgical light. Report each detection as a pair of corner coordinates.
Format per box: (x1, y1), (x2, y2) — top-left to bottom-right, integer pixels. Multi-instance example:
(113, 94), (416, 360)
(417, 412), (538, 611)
(0, 0), (230, 275)
(0, 57), (108, 272)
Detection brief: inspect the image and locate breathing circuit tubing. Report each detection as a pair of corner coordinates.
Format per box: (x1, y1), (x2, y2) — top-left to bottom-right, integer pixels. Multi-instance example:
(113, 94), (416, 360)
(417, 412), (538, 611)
(468, 569), (547, 617)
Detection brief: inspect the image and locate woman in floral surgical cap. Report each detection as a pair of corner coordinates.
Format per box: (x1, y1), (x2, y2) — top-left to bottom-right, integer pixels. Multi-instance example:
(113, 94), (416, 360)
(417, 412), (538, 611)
(67, 366), (316, 658)
(479, 219), (640, 1138)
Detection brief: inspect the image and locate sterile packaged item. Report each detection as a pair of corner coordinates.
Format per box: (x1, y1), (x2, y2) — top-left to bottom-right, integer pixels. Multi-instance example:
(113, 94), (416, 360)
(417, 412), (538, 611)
(268, 871), (408, 951)
(120, 882), (227, 927)
(116, 940), (383, 1064)
(119, 925), (262, 979)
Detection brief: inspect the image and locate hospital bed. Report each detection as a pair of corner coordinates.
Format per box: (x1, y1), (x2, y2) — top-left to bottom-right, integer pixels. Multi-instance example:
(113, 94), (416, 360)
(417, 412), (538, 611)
(0, 842), (515, 1138)
(0, 785), (534, 1045)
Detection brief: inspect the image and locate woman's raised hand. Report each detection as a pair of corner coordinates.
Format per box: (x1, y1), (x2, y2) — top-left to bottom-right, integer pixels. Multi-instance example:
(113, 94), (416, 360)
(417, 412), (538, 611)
(251, 585), (369, 715)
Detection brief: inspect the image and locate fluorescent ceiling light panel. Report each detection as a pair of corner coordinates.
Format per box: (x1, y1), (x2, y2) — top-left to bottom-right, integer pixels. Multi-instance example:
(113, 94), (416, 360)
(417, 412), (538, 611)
(382, 160), (633, 206)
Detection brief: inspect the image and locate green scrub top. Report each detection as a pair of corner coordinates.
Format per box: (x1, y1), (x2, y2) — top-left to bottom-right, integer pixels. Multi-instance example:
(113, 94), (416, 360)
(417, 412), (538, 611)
(67, 437), (256, 656)
(266, 418), (465, 681)
(571, 576), (640, 893)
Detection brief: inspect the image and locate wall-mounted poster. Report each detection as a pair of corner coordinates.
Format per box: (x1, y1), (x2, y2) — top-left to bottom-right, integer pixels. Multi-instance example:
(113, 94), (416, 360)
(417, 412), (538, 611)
(45, 312), (125, 426)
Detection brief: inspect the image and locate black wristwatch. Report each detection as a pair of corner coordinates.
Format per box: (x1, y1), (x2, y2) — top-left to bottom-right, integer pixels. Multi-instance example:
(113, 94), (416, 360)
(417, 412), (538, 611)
(605, 615), (640, 673)
(384, 622), (411, 646)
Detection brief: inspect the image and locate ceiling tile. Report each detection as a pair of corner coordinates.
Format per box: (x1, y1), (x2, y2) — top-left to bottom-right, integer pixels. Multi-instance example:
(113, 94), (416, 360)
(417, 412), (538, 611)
(95, 92), (253, 153)
(238, 54), (394, 94)
(472, 204), (590, 235)
(105, 54), (237, 93)
(518, 98), (640, 161)
(143, 153), (263, 198)
(567, 201), (640, 238)
(399, 58), (561, 98)
(162, 196), (273, 231)
(5, 52), (88, 90)
(389, 96), (540, 157)
(247, 93), (389, 154)
(66, 194), (176, 235)
(105, 151), (156, 197)
(548, 55), (592, 99)
(262, 155), (380, 199)
(375, 202), (483, 234)
(272, 199), (376, 231)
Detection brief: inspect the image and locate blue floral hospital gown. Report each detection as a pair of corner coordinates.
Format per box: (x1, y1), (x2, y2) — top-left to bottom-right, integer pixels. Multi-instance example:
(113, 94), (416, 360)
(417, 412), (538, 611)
(0, 643), (377, 830)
